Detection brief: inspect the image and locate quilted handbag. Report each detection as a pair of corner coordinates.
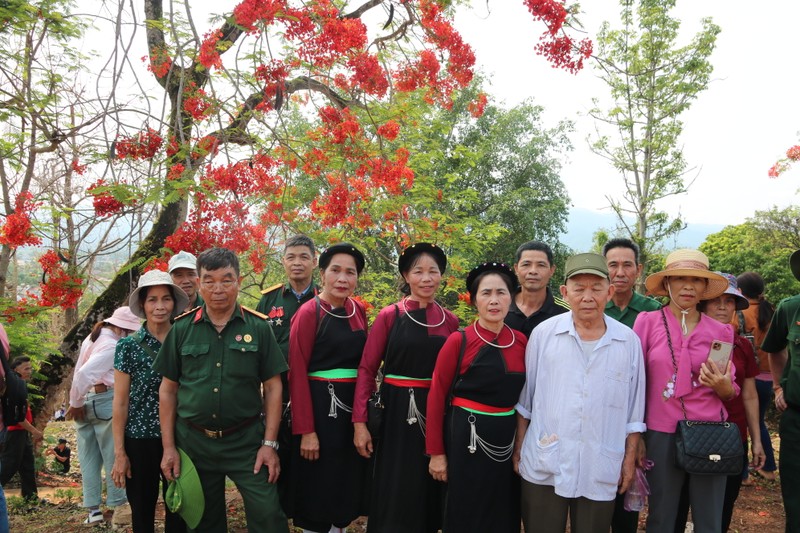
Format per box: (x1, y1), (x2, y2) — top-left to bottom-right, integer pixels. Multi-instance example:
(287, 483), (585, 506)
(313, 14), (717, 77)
(674, 419), (743, 475)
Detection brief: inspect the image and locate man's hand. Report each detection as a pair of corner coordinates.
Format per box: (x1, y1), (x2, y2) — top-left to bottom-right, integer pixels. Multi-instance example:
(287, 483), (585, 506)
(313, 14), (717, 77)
(254, 445), (280, 484)
(429, 454), (448, 482)
(353, 423), (373, 459)
(300, 432), (320, 461)
(66, 405), (85, 421)
(161, 446), (181, 481)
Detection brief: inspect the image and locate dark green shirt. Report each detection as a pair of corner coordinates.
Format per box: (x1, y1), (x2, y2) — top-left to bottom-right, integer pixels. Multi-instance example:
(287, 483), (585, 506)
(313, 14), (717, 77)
(114, 326), (164, 439)
(153, 304), (288, 428)
(762, 294), (800, 408)
(605, 291), (662, 328)
(256, 282), (318, 360)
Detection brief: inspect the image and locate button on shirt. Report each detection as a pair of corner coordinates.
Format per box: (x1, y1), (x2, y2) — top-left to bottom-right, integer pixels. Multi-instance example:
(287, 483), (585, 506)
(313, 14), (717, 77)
(516, 313), (646, 502)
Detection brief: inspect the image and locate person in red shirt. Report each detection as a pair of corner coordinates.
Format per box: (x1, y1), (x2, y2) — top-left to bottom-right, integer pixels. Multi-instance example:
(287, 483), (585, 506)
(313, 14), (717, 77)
(0, 357), (42, 501)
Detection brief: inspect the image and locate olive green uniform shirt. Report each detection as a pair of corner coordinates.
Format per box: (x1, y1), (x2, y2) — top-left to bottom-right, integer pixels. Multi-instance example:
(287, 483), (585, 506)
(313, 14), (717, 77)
(256, 282), (318, 360)
(604, 291), (662, 329)
(762, 294), (800, 408)
(153, 304), (287, 429)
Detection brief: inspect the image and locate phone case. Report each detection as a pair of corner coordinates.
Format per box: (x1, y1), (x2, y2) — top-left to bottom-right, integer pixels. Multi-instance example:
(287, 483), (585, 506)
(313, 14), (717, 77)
(708, 340), (734, 371)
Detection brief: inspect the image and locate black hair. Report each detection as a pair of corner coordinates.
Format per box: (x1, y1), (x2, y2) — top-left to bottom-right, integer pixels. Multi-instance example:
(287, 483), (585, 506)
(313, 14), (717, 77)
(514, 241), (554, 265)
(602, 237), (640, 263)
(284, 235), (315, 256)
(737, 272), (774, 331)
(197, 248), (240, 277)
(58, 438), (68, 444)
(399, 252), (442, 296)
(10, 356), (30, 370)
(468, 271), (516, 304)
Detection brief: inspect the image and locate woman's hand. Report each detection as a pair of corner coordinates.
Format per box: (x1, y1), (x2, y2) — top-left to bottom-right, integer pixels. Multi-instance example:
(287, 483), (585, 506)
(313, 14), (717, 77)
(775, 387), (787, 412)
(111, 452), (131, 488)
(353, 422), (373, 459)
(750, 441), (767, 471)
(699, 359), (735, 400)
(429, 454), (448, 482)
(300, 432), (320, 461)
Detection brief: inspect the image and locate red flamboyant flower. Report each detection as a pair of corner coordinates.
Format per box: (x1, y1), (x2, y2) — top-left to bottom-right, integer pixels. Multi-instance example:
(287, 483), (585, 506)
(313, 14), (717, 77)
(0, 191), (42, 248)
(376, 120), (400, 141)
(348, 53), (388, 97)
(87, 179), (130, 217)
(143, 46), (173, 78)
(524, 0), (593, 74)
(233, 0), (286, 33)
(116, 128), (164, 160)
(182, 82), (215, 121)
(35, 250), (84, 309)
(468, 93), (488, 118)
(71, 159), (87, 175)
(787, 146), (800, 161)
(198, 30), (224, 70)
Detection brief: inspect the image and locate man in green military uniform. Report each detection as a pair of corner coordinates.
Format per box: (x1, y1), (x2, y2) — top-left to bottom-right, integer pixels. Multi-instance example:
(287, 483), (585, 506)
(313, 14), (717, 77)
(602, 238), (661, 533)
(156, 248), (288, 532)
(256, 235), (318, 359)
(168, 250), (204, 312)
(763, 249), (800, 533)
(603, 238), (662, 328)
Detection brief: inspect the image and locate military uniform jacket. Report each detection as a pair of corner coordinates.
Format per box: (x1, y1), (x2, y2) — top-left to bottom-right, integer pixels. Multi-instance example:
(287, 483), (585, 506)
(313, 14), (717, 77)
(256, 282), (319, 360)
(153, 304), (288, 429)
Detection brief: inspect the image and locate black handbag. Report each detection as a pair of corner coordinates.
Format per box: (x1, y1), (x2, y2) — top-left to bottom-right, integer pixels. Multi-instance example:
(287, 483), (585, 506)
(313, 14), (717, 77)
(660, 309), (743, 476)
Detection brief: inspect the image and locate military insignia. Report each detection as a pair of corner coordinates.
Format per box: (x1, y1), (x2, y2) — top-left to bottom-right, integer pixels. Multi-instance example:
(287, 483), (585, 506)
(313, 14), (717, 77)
(244, 334), (252, 342)
(235, 334), (243, 341)
(274, 318), (283, 326)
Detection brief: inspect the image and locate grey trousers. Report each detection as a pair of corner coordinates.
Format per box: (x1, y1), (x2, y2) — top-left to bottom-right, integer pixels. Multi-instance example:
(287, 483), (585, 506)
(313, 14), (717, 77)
(645, 430), (726, 533)
(520, 479), (614, 533)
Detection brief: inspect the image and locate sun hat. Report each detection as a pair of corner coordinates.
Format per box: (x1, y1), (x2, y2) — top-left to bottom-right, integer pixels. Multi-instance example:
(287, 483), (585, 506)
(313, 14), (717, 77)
(644, 249), (728, 300)
(563, 253), (609, 281)
(165, 448), (205, 529)
(398, 243), (447, 274)
(791, 250), (800, 282)
(168, 251), (198, 273)
(319, 243), (366, 274)
(103, 306), (141, 332)
(465, 262), (515, 294)
(128, 270), (189, 319)
(714, 272), (750, 311)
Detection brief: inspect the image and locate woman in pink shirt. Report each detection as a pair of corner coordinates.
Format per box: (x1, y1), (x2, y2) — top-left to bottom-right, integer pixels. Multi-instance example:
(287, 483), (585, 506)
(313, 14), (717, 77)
(633, 250), (737, 533)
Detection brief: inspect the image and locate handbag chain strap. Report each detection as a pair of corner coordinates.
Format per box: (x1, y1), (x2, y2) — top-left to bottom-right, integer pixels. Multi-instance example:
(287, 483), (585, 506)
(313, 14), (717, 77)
(660, 308), (724, 423)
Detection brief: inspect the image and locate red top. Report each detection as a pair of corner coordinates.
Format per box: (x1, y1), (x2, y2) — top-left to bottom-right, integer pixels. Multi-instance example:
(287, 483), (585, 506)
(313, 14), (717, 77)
(288, 297), (368, 435)
(7, 402), (31, 432)
(724, 335), (759, 441)
(425, 322), (527, 455)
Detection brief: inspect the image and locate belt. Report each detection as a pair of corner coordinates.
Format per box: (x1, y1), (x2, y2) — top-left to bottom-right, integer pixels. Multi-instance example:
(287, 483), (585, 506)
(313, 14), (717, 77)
(307, 368), (358, 382)
(183, 414), (260, 439)
(384, 375), (432, 388)
(90, 384), (111, 394)
(451, 397), (516, 416)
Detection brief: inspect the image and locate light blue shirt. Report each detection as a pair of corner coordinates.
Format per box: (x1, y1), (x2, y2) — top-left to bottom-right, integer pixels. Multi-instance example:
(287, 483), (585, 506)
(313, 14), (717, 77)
(516, 312), (646, 501)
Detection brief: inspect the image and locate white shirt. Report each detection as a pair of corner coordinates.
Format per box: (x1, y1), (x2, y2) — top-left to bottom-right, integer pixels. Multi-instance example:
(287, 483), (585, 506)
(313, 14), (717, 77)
(69, 328), (121, 407)
(516, 313), (646, 501)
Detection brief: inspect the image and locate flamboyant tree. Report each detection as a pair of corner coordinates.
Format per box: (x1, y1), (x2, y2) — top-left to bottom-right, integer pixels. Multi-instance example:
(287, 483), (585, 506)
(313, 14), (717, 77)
(768, 144), (800, 178)
(589, 0), (719, 286)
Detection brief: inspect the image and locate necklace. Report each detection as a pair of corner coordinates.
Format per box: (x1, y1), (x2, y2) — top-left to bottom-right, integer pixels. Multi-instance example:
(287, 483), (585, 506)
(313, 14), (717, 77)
(320, 297), (357, 319)
(473, 323), (515, 349)
(401, 297), (446, 328)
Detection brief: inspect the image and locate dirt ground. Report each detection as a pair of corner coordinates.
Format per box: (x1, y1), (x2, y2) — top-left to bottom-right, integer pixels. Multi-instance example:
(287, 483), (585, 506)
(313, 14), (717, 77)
(4, 421), (785, 532)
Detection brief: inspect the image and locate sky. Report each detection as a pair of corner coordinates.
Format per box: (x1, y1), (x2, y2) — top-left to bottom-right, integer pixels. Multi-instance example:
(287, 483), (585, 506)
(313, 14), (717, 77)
(453, 0), (800, 226)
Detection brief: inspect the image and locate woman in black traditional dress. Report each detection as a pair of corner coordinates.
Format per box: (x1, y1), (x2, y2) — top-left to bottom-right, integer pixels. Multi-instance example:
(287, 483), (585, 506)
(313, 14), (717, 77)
(426, 262), (527, 533)
(353, 243), (460, 532)
(288, 243), (370, 533)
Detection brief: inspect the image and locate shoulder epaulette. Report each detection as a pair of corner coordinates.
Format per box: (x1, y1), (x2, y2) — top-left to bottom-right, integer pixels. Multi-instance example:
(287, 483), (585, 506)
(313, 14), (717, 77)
(175, 306), (201, 320)
(260, 283), (284, 295)
(553, 296), (571, 310)
(242, 306), (269, 320)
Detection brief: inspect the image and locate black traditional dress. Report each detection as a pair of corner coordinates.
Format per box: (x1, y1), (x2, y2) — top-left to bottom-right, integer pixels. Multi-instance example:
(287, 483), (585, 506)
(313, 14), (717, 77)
(354, 300), (459, 532)
(427, 323), (527, 533)
(289, 296), (369, 531)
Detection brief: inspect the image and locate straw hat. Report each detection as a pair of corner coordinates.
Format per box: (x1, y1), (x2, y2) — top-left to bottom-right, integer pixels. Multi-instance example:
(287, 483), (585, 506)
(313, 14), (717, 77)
(645, 249), (728, 300)
(128, 270), (189, 319)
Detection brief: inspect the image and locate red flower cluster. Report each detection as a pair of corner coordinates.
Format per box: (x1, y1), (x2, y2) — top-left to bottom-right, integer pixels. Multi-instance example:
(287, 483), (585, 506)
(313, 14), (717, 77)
(767, 144), (800, 178)
(0, 191), (41, 248)
(418, 0), (476, 89)
(167, 163), (186, 181)
(233, 0), (285, 33)
(255, 60), (291, 111)
(198, 30), (224, 70)
(143, 46), (173, 78)
(317, 106), (362, 145)
(71, 159), (87, 175)
(376, 120), (400, 141)
(524, 0), (593, 74)
(87, 179), (129, 217)
(116, 128), (164, 160)
(295, 4), (368, 67)
(348, 53), (388, 97)
(355, 148), (414, 195)
(183, 83), (215, 121)
(468, 93), (488, 118)
(36, 250), (84, 309)
(788, 145), (800, 161)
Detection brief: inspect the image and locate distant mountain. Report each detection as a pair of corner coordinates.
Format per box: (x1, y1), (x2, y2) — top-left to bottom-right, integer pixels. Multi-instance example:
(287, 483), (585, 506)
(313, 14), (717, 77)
(561, 207), (726, 252)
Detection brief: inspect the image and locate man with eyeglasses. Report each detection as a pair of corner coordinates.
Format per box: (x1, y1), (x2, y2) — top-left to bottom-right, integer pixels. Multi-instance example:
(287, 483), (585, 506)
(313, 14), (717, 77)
(155, 248), (289, 531)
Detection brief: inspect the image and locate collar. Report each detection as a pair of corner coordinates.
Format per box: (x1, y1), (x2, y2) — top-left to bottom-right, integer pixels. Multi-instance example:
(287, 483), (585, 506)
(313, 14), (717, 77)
(286, 282), (316, 300)
(510, 286), (556, 315)
(553, 312), (627, 346)
(193, 304), (245, 324)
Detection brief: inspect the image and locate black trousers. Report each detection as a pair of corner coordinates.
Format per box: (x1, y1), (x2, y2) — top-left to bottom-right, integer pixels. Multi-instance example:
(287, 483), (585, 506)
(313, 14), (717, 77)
(0, 430), (37, 499)
(125, 436), (186, 533)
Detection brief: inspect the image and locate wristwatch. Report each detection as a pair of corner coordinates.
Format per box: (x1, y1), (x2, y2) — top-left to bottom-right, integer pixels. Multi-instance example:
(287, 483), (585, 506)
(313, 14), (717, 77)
(261, 439), (279, 450)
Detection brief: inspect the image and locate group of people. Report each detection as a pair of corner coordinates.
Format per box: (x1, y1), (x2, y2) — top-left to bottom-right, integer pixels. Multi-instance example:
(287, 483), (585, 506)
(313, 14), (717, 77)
(1, 233), (797, 533)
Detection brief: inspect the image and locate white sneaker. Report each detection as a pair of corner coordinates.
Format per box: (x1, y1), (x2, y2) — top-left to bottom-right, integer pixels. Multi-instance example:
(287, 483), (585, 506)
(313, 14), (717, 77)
(84, 510), (104, 524)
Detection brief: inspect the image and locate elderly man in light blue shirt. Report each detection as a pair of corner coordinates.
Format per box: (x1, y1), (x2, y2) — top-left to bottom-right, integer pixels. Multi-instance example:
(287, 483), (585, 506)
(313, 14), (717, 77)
(514, 253), (646, 533)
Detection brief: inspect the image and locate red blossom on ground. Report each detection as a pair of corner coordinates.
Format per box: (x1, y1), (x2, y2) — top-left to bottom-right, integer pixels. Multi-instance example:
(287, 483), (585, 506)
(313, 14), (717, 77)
(376, 120), (400, 141)
(0, 192), (42, 248)
(115, 128), (163, 160)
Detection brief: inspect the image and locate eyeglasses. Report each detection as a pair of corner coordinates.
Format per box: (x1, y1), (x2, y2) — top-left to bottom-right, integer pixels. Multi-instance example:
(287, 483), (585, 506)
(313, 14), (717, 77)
(200, 280), (238, 291)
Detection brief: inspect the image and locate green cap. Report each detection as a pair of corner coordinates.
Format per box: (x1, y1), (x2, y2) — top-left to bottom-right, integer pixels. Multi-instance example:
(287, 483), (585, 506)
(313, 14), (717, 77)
(564, 253), (609, 281)
(165, 448), (205, 529)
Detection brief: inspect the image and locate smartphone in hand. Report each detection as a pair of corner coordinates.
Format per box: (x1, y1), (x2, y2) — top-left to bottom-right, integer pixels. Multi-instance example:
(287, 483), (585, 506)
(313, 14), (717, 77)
(708, 340), (734, 372)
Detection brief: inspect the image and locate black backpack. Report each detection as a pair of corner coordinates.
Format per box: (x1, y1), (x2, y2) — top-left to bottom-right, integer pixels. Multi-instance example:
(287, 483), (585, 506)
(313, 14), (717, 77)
(0, 342), (28, 427)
